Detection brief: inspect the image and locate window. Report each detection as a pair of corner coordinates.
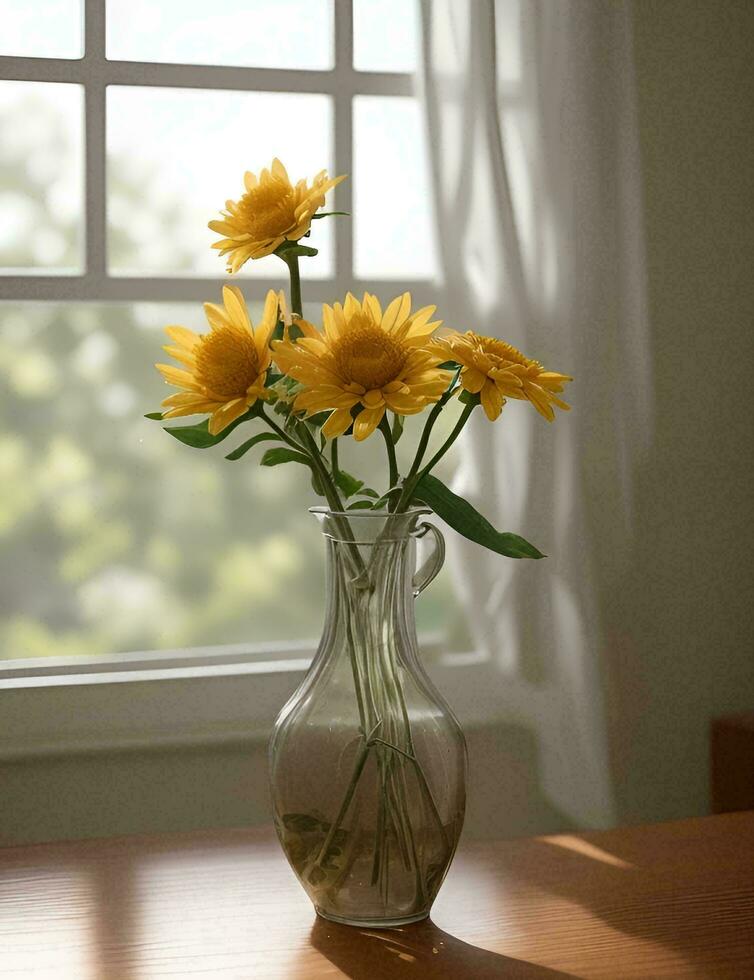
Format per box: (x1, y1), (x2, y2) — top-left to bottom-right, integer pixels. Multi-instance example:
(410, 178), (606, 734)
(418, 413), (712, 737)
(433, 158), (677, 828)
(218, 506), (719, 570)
(0, 0), (466, 673)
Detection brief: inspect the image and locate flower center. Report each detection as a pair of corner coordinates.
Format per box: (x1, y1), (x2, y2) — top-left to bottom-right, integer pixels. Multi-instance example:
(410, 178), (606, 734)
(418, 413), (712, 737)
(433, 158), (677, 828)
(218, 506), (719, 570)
(237, 179), (297, 241)
(196, 327), (260, 399)
(332, 315), (408, 390)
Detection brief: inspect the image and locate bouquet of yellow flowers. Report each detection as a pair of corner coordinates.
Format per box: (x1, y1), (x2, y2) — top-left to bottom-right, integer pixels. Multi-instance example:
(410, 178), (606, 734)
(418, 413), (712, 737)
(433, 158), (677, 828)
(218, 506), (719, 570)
(151, 158), (570, 552)
(148, 159), (571, 928)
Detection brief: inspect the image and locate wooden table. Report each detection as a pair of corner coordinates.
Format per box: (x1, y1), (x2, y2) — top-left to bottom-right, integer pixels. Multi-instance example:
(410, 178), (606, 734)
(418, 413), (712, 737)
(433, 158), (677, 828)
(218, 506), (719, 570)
(1, 812), (752, 979)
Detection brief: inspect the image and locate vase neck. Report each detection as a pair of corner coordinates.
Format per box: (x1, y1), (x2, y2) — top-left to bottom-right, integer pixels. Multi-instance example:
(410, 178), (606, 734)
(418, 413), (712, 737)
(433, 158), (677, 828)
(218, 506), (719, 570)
(316, 513), (425, 665)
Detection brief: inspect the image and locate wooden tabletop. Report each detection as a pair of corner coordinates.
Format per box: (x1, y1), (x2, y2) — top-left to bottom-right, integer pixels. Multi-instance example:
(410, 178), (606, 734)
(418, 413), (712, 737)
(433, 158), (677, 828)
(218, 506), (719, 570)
(1, 812), (753, 979)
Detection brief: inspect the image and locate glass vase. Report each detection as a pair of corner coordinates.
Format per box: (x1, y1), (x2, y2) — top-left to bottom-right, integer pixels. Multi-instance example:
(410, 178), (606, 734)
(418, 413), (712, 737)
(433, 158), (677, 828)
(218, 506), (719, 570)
(268, 508), (467, 928)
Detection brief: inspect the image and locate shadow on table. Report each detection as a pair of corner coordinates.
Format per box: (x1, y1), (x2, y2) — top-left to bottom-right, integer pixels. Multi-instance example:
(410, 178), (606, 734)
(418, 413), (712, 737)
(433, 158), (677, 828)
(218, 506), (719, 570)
(309, 916), (575, 979)
(457, 815), (754, 979)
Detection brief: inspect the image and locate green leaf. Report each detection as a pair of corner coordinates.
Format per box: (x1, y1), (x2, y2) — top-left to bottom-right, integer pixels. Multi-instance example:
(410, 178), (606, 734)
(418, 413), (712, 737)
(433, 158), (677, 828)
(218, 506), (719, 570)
(225, 432), (279, 461)
(144, 411), (163, 421)
(347, 499), (375, 510)
(260, 447), (312, 468)
(334, 468), (364, 498)
(415, 474), (545, 559)
(372, 487), (401, 510)
(311, 211), (351, 219)
(358, 487), (380, 499)
(163, 407), (258, 448)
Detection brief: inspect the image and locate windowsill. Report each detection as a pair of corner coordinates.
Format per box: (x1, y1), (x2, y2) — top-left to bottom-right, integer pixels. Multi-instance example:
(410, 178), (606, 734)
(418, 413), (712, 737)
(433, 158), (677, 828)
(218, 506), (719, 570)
(0, 638), (502, 762)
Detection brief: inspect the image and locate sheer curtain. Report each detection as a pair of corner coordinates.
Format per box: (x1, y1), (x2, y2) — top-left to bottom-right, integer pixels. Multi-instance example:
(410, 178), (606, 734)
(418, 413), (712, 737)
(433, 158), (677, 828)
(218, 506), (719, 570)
(420, 0), (651, 827)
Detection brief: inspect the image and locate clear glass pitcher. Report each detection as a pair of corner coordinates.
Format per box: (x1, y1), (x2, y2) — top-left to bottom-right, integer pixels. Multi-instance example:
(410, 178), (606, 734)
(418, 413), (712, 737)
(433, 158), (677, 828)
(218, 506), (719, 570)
(268, 508), (467, 927)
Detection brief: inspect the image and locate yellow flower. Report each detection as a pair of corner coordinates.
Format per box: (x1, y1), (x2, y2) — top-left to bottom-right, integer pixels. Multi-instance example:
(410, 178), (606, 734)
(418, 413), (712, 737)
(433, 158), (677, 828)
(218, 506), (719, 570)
(433, 330), (572, 421)
(273, 292), (452, 441)
(208, 158), (346, 273)
(156, 285), (278, 435)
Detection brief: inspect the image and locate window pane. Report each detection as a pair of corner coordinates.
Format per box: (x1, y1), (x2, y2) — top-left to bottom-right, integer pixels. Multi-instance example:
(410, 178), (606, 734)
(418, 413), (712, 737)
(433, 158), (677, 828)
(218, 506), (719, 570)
(107, 87), (334, 279)
(0, 82), (84, 274)
(353, 0), (418, 73)
(0, 303), (461, 659)
(0, 0), (82, 59)
(354, 96), (437, 279)
(106, 0), (333, 70)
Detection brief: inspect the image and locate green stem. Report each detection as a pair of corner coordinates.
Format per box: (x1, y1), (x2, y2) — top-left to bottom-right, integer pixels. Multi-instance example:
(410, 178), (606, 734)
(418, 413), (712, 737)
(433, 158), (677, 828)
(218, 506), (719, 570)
(296, 422), (343, 512)
(310, 739), (371, 873)
(283, 251), (303, 317)
(403, 400), (443, 489)
(400, 374), (460, 493)
(417, 399), (476, 482)
(396, 400), (475, 513)
(372, 738), (450, 852)
(378, 415), (399, 497)
(277, 248), (366, 578)
(297, 421), (368, 579)
(330, 438), (340, 485)
(259, 406), (309, 456)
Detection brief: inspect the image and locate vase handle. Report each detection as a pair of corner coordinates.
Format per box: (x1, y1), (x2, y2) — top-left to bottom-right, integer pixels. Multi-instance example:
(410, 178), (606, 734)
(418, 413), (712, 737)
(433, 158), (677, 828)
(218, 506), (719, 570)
(412, 522), (446, 597)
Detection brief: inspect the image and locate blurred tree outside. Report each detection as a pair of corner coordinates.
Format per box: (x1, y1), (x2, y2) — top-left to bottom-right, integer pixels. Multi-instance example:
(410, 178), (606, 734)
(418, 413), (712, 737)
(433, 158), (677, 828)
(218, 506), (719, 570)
(0, 89), (464, 660)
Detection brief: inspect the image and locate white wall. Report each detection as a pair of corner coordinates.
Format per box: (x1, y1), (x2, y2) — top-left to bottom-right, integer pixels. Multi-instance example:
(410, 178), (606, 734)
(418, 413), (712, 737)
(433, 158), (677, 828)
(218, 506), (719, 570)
(602, 0), (754, 823)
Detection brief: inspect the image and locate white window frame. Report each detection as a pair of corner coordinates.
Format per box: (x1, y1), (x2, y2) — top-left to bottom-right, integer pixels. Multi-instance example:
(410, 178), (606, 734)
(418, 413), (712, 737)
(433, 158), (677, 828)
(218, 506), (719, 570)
(0, 0), (436, 305)
(0, 1), (502, 765)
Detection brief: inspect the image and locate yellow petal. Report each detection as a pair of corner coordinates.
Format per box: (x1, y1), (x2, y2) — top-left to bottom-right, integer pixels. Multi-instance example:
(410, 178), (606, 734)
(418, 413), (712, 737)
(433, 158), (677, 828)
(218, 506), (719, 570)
(322, 408), (353, 440)
(164, 325), (200, 351)
(363, 389), (385, 408)
(381, 292), (411, 333)
(208, 398), (249, 435)
(364, 293), (382, 322)
(353, 406), (385, 441)
(322, 304), (344, 343)
(253, 289), (280, 354)
(156, 363), (200, 391)
(222, 285), (252, 334)
(383, 392), (426, 414)
(161, 391), (206, 406)
(161, 344), (196, 369)
(271, 158), (290, 183)
(203, 302), (232, 333)
(480, 381), (505, 420)
(296, 318), (321, 340)
(461, 366), (487, 394)
(343, 292), (361, 319)
(161, 402), (217, 420)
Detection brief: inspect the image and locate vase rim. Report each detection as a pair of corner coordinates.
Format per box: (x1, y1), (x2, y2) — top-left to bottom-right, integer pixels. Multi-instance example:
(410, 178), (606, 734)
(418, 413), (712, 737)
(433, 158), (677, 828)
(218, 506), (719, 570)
(309, 506), (431, 519)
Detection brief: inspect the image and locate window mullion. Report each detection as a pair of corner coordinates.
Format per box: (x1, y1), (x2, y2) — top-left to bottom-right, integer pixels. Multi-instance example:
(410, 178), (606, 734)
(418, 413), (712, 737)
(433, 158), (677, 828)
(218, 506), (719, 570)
(334, 0), (354, 285)
(84, 0), (107, 283)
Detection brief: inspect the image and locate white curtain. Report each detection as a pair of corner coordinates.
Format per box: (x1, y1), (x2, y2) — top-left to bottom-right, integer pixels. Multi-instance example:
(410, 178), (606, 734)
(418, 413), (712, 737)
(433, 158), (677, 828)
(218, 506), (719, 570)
(420, 0), (651, 827)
